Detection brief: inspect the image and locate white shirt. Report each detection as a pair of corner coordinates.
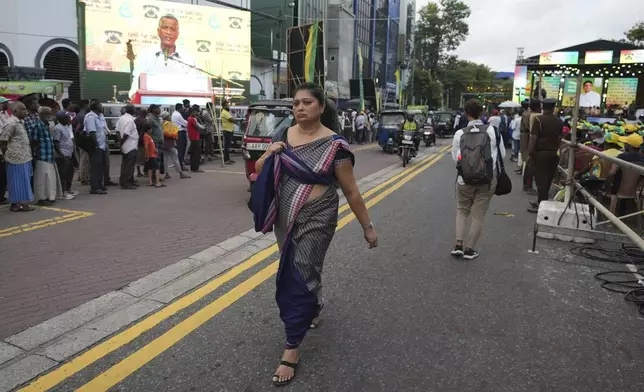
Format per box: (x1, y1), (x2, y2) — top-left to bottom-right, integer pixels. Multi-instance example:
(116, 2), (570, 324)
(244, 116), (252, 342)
(453, 114), (460, 130)
(116, 113), (138, 154)
(355, 114), (366, 130)
(510, 115), (521, 140)
(129, 47), (197, 98)
(171, 110), (188, 131)
(488, 116), (501, 128)
(579, 91), (601, 108)
(452, 120), (506, 185)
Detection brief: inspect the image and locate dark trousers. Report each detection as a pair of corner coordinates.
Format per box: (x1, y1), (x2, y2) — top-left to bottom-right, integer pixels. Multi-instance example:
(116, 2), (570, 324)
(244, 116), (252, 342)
(55, 156), (74, 192)
(223, 131), (233, 162)
(356, 128), (365, 144)
(533, 150), (559, 204)
(190, 139), (201, 171)
(0, 158), (6, 202)
(102, 148), (111, 184)
(177, 131), (187, 167)
(523, 159), (534, 190)
(343, 128), (353, 144)
(154, 142), (164, 175)
(119, 150), (137, 187)
(90, 148), (106, 191)
(204, 134), (214, 157)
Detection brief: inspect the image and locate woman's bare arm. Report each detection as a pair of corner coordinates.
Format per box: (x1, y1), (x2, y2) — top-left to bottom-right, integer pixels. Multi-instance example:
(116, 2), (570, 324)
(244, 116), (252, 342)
(335, 161), (370, 225)
(336, 160), (377, 248)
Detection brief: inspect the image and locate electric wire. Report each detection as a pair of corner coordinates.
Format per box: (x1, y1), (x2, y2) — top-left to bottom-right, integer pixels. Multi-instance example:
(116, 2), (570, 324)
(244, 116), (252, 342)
(572, 243), (644, 316)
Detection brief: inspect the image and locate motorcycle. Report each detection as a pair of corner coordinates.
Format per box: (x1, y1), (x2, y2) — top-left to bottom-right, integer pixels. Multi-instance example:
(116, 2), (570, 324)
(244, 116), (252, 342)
(422, 124), (436, 147)
(398, 130), (417, 167)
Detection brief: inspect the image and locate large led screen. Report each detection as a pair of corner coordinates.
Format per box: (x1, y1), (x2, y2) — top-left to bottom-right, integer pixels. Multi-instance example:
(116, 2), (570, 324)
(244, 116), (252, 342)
(83, 0), (250, 98)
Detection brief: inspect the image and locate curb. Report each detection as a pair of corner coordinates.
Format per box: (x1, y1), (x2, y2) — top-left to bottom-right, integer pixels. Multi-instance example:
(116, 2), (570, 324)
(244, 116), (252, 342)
(0, 144), (448, 392)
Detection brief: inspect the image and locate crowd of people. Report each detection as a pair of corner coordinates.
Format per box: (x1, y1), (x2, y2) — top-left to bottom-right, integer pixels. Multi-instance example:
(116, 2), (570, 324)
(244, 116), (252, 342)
(448, 95), (644, 260)
(0, 97), (238, 211)
(337, 108), (378, 145)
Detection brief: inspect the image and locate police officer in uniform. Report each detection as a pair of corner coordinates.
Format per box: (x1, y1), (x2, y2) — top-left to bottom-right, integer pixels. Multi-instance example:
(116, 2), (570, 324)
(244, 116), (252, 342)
(527, 98), (563, 213)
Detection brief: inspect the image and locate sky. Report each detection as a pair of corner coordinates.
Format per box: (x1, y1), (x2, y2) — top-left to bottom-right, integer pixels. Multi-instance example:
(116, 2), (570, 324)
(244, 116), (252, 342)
(415, 0), (644, 72)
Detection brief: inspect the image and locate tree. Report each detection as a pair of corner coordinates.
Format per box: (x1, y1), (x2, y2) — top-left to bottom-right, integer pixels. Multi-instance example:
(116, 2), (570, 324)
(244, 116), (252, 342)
(412, 68), (443, 109)
(436, 58), (511, 109)
(414, 0), (470, 75)
(625, 21), (644, 45)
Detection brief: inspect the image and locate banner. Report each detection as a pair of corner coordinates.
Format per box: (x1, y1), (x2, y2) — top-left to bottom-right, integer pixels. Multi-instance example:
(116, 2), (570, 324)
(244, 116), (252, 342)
(619, 50), (644, 64)
(562, 77), (603, 107)
(512, 65), (528, 103)
(539, 51), (578, 65)
(395, 69), (401, 105)
(541, 77), (561, 101)
(606, 78), (639, 107)
(358, 46), (364, 112)
(83, 0), (250, 98)
(585, 51), (613, 65)
(304, 21), (318, 83)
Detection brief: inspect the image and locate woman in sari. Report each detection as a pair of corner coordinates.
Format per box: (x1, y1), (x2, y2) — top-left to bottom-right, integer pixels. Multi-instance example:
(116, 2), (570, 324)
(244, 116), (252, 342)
(254, 83), (378, 386)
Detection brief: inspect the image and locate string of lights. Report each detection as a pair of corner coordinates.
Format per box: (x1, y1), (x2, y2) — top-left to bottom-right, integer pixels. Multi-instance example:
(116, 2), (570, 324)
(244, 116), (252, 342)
(540, 63), (644, 78)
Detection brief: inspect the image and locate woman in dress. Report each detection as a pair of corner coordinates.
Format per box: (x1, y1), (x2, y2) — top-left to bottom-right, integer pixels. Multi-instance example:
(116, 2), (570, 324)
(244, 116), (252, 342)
(254, 83), (378, 386)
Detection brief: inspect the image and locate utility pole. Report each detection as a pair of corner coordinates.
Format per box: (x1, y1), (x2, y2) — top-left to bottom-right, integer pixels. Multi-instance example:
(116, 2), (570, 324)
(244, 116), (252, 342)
(275, 8), (284, 99)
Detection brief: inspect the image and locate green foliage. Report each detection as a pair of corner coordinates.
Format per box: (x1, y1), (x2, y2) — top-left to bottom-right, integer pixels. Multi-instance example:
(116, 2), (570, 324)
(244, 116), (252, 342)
(625, 21), (644, 45)
(415, 0), (470, 75)
(412, 68), (443, 108)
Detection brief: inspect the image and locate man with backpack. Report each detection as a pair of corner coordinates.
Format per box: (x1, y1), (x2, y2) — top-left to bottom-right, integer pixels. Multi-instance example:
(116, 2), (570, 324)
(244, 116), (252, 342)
(450, 99), (506, 260)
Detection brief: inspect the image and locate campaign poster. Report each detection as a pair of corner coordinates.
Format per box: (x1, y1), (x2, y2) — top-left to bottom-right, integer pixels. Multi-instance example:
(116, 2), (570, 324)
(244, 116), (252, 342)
(606, 78), (639, 107)
(83, 0), (251, 98)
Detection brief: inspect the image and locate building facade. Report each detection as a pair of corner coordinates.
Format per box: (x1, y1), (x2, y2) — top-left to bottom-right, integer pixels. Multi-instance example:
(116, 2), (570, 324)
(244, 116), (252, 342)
(327, 2), (355, 99)
(298, 0), (327, 25)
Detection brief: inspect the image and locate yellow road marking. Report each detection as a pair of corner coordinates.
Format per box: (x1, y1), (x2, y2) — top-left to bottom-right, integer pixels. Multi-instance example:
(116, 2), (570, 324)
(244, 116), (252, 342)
(339, 144), (451, 215)
(73, 154), (446, 392)
(0, 207), (94, 238)
(203, 170), (246, 174)
(19, 149), (447, 392)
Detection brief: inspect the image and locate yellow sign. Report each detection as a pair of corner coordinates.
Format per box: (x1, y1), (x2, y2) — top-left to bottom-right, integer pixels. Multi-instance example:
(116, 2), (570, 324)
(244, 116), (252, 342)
(83, 0), (251, 81)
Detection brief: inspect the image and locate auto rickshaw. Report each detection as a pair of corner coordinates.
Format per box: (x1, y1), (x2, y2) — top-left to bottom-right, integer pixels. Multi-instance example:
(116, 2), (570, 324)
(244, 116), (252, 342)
(242, 99), (294, 191)
(377, 110), (406, 154)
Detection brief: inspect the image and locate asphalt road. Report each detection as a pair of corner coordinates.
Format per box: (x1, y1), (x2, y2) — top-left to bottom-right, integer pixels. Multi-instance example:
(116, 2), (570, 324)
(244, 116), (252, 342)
(0, 143), (399, 340)
(20, 146), (644, 392)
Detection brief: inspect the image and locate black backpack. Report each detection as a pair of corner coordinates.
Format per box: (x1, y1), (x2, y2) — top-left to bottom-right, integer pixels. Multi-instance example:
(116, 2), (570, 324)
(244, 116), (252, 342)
(457, 124), (493, 186)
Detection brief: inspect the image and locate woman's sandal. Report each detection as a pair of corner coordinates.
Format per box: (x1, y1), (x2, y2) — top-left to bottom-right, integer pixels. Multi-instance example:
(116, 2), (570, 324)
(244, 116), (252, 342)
(272, 360), (298, 387)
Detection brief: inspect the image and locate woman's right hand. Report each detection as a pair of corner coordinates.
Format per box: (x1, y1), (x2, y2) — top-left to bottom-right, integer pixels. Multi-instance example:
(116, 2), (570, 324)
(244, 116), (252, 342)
(267, 141), (286, 155)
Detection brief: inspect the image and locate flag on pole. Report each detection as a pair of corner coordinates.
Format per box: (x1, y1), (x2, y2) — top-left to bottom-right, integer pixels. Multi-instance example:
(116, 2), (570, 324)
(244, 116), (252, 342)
(395, 68), (401, 105)
(304, 21), (319, 83)
(358, 46), (364, 112)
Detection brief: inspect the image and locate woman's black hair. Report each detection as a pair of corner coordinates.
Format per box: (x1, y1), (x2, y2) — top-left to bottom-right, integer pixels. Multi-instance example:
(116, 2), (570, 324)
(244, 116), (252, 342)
(294, 82), (325, 106)
(321, 98), (338, 132)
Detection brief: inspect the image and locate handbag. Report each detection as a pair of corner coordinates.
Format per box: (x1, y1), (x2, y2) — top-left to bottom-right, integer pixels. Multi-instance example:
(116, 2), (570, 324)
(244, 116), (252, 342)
(494, 129), (512, 196)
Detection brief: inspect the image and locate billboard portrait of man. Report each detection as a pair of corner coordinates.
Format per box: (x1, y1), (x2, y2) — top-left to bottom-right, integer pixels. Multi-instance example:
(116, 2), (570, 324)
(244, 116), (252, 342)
(579, 79), (601, 108)
(128, 15), (197, 98)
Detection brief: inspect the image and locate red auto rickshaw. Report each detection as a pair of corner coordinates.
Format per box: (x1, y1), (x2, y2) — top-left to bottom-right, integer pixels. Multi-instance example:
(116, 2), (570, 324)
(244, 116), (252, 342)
(242, 99), (294, 191)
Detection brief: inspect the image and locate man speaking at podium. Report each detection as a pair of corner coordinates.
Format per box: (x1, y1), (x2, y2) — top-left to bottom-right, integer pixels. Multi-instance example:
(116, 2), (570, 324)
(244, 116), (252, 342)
(128, 15), (197, 99)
